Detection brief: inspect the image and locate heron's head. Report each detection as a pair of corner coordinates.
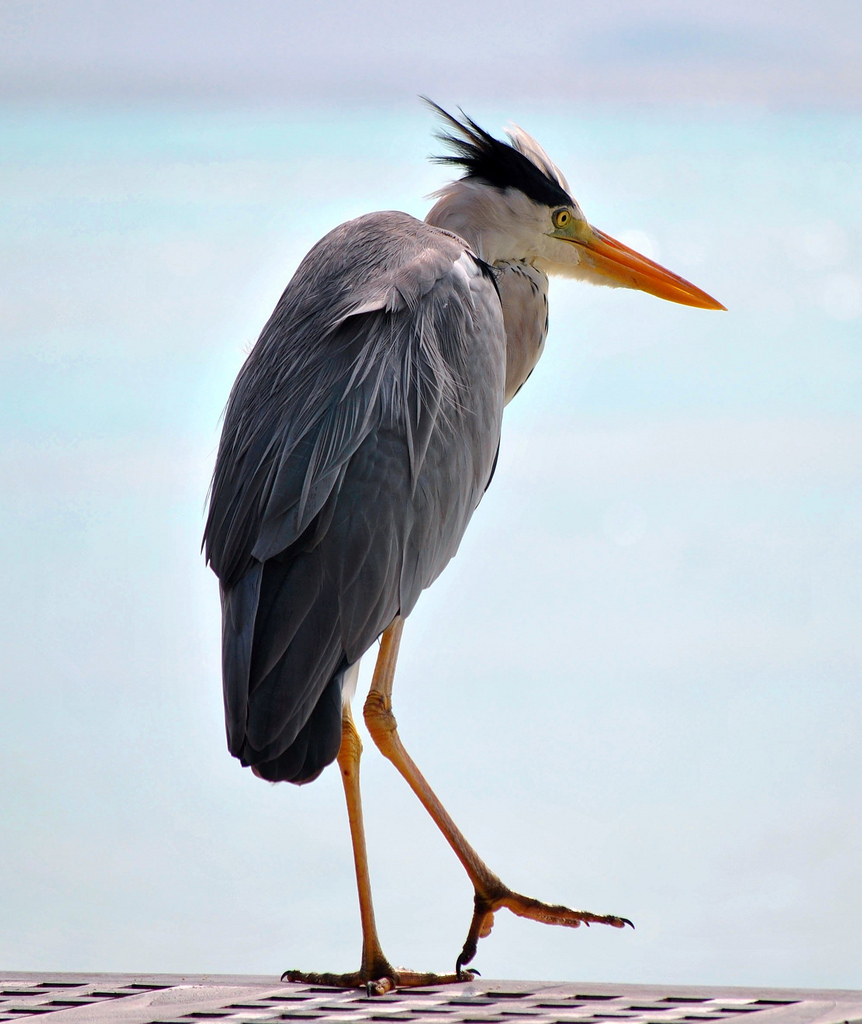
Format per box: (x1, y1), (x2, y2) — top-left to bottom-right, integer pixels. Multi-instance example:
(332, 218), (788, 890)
(425, 102), (724, 311)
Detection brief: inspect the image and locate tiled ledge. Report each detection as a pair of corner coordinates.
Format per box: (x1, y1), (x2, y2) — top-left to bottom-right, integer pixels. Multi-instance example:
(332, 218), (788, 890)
(1, 974), (860, 1024)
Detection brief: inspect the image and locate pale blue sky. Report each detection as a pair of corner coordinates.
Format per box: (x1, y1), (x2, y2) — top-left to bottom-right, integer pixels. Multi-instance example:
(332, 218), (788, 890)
(1, 0), (861, 992)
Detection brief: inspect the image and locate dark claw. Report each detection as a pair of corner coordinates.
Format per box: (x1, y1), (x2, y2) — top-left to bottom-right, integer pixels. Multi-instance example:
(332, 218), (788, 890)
(456, 941), (480, 980)
(456, 966), (480, 981)
(455, 941), (477, 978)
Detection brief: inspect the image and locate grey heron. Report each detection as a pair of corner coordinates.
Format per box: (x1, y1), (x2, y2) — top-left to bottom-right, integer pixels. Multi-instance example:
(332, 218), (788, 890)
(204, 103), (724, 993)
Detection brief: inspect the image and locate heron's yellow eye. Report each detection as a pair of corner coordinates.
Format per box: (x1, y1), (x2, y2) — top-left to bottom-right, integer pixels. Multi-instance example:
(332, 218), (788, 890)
(552, 209), (572, 229)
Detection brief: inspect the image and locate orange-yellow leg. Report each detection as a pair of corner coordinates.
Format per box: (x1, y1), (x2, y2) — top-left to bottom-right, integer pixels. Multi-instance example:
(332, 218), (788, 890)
(282, 704), (465, 994)
(363, 618), (633, 976)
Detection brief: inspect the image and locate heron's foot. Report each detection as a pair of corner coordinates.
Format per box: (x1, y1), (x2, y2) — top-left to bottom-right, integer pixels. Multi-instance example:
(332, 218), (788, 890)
(455, 881), (633, 974)
(282, 966), (473, 996)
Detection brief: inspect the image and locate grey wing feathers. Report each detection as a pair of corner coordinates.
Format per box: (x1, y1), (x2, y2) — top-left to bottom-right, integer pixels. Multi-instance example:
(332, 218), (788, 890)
(204, 212), (506, 783)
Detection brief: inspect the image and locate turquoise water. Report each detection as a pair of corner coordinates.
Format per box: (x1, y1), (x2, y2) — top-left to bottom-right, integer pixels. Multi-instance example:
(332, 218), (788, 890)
(2, 106), (860, 436)
(1, 103), (860, 985)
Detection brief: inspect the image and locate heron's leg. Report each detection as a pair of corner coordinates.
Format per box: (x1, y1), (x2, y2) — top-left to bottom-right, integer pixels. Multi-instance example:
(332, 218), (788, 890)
(364, 618), (632, 976)
(283, 702), (464, 994)
(338, 703), (393, 981)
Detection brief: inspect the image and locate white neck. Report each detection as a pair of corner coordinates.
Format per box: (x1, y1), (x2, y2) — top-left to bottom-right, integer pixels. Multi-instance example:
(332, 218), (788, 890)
(426, 181), (551, 406)
(425, 181), (546, 267)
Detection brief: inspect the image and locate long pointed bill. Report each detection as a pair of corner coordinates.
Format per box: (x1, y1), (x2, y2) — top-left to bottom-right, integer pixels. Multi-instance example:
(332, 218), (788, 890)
(571, 227), (726, 310)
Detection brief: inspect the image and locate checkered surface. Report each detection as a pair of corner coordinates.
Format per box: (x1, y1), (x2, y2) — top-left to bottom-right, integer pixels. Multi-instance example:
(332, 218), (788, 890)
(1, 975), (859, 1024)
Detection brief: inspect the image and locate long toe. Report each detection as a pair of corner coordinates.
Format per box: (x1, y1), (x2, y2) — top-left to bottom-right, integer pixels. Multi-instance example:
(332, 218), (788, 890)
(282, 967), (468, 995)
(282, 970), (370, 988)
(456, 885), (632, 975)
(502, 890), (633, 930)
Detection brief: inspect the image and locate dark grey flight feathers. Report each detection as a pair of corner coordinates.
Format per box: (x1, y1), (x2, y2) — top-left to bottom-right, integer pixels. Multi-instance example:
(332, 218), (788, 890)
(204, 210), (505, 782)
(204, 104), (563, 784)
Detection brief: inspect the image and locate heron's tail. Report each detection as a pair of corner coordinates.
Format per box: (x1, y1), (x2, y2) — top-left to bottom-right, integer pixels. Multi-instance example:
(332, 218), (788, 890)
(248, 671), (343, 783)
(219, 557), (346, 785)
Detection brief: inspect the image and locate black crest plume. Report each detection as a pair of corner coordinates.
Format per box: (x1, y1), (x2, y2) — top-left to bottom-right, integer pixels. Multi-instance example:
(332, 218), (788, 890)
(424, 98), (572, 209)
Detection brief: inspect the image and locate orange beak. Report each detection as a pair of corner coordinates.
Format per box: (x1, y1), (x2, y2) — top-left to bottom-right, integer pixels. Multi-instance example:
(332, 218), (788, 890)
(566, 227), (726, 311)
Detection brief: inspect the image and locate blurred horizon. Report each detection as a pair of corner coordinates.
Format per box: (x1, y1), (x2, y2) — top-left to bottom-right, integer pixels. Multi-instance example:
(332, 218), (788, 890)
(2, 0), (861, 110)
